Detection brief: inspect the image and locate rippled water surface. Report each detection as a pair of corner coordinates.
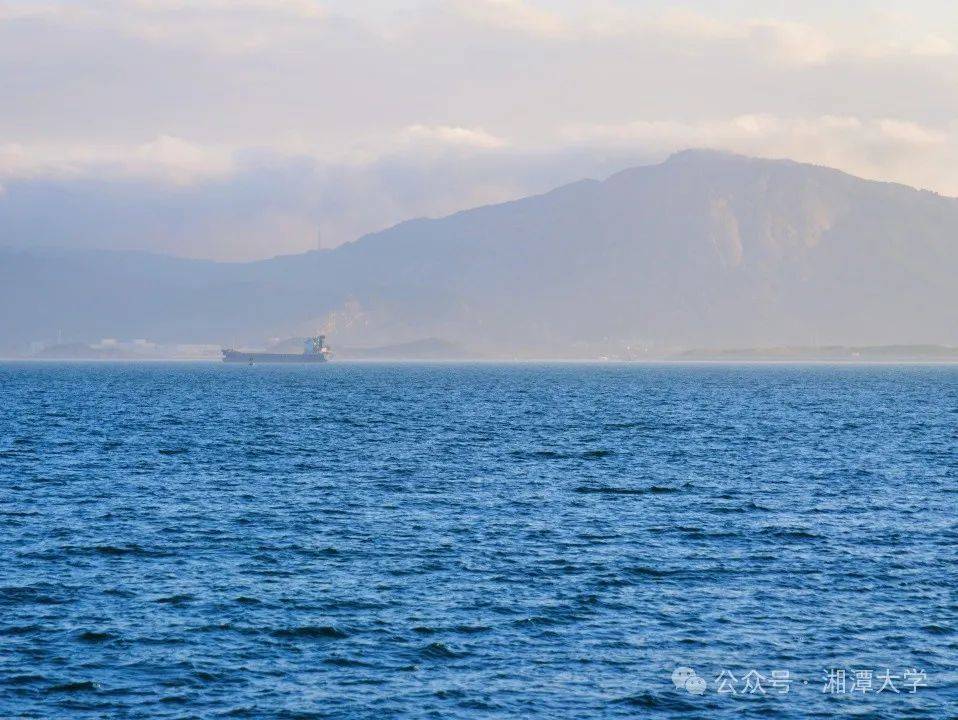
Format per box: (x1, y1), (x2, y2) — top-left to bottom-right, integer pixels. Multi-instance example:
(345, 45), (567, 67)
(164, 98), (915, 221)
(1, 362), (956, 719)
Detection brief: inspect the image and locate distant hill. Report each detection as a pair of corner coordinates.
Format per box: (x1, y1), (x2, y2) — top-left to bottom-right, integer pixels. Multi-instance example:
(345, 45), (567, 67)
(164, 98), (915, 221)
(676, 345), (958, 362)
(263, 336), (471, 360)
(32, 342), (124, 360)
(2, 150), (956, 357)
(335, 339), (473, 360)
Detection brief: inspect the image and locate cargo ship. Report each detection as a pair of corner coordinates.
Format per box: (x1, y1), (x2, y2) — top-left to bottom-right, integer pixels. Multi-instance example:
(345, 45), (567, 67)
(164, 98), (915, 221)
(222, 335), (331, 364)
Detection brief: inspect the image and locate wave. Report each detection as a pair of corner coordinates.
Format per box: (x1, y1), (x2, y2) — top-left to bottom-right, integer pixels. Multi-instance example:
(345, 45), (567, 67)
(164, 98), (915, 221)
(511, 448), (615, 460)
(1, 624), (46, 636)
(3, 673), (46, 686)
(0, 584), (66, 605)
(417, 642), (467, 659)
(153, 594), (195, 605)
(46, 680), (99, 693)
(758, 527), (820, 540)
(322, 656), (374, 668)
(625, 565), (676, 578)
(59, 543), (173, 558)
(574, 484), (682, 495)
(270, 625), (348, 640)
(611, 691), (701, 711)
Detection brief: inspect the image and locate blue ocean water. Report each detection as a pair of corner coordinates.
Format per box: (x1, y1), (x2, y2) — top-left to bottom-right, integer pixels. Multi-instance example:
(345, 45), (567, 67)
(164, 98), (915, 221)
(0, 362), (955, 719)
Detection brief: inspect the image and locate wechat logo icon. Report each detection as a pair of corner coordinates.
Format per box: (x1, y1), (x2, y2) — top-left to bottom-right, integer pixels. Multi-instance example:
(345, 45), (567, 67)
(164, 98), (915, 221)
(672, 666), (707, 695)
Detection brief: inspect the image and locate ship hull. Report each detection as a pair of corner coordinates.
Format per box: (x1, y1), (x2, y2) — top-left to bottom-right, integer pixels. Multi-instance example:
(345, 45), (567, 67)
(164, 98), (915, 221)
(222, 350), (328, 364)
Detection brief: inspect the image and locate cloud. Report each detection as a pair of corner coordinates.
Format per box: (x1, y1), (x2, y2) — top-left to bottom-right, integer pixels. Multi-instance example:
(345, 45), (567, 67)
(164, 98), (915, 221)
(0, 127), (513, 184)
(875, 119), (948, 146)
(561, 114), (958, 194)
(131, 0), (326, 15)
(3, 112), (956, 263)
(2, 1), (958, 259)
(0, 136), (234, 183)
(562, 113), (952, 154)
(0, 0), (332, 53)
(399, 125), (508, 151)
(446, 0), (568, 39)
(439, 3), (956, 65)
(910, 34), (956, 57)
(571, 9), (833, 65)
(438, 3), (835, 65)
(0, 147), (647, 260)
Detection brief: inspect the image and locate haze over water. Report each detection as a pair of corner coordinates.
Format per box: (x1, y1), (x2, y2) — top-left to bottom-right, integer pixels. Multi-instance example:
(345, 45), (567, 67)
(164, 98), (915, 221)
(1, 362), (956, 718)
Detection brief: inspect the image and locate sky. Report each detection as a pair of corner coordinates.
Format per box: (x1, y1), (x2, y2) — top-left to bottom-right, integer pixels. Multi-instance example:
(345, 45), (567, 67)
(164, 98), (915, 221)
(2, 0), (958, 260)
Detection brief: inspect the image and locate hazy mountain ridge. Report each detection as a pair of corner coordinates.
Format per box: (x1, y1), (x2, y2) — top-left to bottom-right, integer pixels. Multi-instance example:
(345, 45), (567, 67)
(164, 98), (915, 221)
(2, 150), (956, 356)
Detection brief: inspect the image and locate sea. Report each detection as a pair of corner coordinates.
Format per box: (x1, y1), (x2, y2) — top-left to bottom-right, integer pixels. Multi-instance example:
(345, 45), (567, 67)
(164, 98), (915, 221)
(0, 362), (955, 719)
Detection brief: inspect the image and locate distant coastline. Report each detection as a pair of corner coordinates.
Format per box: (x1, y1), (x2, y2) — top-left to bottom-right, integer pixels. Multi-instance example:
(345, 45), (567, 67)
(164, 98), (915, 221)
(6, 342), (957, 363)
(673, 344), (958, 363)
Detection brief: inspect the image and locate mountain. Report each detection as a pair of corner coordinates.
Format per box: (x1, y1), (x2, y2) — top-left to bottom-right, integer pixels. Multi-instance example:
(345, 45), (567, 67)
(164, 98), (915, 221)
(2, 150), (956, 357)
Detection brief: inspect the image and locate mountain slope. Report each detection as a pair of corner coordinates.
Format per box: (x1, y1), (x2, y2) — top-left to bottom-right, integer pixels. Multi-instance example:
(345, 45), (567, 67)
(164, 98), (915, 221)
(2, 150), (956, 355)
